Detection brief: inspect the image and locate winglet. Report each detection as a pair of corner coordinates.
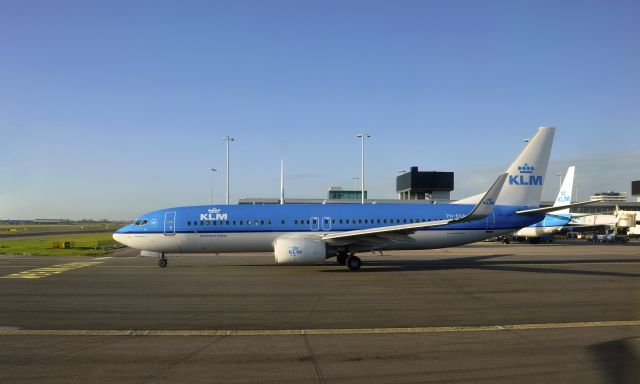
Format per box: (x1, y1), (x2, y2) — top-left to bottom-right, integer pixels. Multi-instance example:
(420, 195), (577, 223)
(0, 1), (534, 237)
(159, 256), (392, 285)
(457, 173), (508, 222)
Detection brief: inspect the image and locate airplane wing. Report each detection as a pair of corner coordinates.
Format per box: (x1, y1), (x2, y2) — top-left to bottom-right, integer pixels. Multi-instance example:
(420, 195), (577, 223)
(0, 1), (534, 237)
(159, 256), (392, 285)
(515, 200), (595, 216)
(321, 173), (507, 242)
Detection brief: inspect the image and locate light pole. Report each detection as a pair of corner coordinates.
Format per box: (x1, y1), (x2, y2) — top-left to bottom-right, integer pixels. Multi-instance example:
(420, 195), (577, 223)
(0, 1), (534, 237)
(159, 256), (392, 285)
(356, 133), (370, 204)
(556, 172), (563, 190)
(221, 136), (235, 205)
(209, 168), (217, 205)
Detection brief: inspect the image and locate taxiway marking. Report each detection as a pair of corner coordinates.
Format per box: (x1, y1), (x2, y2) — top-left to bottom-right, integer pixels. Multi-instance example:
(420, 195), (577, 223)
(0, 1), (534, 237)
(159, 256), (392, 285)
(1, 320), (638, 336)
(0, 258), (111, 279)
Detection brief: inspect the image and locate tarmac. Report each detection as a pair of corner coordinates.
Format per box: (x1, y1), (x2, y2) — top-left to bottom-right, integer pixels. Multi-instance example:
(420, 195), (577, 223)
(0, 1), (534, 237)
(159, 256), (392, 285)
(1, 241), (639, 383)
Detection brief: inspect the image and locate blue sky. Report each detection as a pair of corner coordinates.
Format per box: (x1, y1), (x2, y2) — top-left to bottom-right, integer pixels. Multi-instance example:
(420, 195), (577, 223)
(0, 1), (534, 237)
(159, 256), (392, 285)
(2, 0), (639, 220)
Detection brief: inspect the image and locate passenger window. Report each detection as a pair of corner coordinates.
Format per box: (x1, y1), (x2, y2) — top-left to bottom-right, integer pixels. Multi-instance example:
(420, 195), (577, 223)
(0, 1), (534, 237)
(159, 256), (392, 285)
(194, 221), (198, 226)
(306, 220), (310, 225)
(261, 220), (264, 225)
(383, 219), (387, 224)
(377, 219), (381, 224)
(364, 219), (368, 224)
(339, 219), (343, 224)
(281, 220), (285, 224)
(332, 219), (336, 224)
(233, 221), (236, 225)
(187, 221), (191, 226)
(346, 219), (350, 224)
(248, 220), (252, 225)
(410, 219), (414, 223)
(239, 220), (243, 225)
(225, 221), (229, 225)
(294, 220), (298, 224)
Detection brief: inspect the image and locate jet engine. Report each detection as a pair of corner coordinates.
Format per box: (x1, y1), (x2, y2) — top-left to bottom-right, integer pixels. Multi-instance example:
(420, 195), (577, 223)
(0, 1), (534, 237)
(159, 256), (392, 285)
(273, 237), (327, 265)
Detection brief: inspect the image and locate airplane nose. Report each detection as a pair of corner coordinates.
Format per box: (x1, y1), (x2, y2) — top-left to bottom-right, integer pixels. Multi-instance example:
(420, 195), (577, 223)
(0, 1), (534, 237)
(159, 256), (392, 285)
(112, 232), (128, 246)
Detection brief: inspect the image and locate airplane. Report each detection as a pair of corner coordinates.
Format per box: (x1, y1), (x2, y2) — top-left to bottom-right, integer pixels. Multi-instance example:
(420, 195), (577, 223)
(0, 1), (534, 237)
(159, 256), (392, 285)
(113, 126), (590, 270)
(511, 165), (576, 242)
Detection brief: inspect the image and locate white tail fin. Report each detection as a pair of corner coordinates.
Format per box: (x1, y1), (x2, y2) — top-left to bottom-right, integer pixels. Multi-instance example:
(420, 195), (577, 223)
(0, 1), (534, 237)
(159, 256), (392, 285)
(551, 166), (575, 213)
(494, 127), (555, 207)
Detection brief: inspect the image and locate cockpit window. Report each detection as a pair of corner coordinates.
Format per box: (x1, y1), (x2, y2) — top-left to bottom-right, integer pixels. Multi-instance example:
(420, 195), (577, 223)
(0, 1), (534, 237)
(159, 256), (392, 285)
(133, 219), (148, 226)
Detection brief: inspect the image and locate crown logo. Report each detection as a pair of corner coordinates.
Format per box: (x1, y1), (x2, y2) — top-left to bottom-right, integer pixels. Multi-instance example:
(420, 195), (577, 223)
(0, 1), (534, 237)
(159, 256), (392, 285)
(517, 163), (535, 174)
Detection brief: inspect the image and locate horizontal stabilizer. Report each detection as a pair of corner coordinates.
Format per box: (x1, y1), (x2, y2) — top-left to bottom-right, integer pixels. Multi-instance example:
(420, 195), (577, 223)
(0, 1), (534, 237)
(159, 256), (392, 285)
(516, 200), (595, 216)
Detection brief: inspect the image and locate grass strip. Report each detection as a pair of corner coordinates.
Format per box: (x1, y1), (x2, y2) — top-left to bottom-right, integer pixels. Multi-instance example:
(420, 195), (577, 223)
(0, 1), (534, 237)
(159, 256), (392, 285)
(0, 233), (122, 256)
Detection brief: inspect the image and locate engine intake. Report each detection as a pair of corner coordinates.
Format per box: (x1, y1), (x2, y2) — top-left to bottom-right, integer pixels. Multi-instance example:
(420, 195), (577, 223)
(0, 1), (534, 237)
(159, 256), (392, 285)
(274, 237), (327, 265)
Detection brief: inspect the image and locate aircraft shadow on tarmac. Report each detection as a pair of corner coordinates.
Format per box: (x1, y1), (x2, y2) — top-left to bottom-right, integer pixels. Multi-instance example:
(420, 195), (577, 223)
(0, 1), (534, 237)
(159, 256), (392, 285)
(322, 254), (640, 278)
(590, 337), (640, 384)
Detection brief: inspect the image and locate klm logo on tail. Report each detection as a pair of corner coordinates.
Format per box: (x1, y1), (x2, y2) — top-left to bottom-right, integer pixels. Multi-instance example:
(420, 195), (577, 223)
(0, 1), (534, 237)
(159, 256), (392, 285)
(509, 164), (543, 186)
(557, 192), (570, 203)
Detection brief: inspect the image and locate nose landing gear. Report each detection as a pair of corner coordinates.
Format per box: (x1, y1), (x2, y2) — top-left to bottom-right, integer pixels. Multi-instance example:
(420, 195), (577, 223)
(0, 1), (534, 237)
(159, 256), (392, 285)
(158, 254), (168, 268)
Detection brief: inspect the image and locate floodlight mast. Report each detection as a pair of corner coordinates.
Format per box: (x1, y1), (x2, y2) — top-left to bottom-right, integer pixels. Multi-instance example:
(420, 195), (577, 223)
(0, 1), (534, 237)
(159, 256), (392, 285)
(356, 133), (371, 204)
(280, 159), (285, 205)
(221, 136), (235, 205)
(209, 167), (217, 205)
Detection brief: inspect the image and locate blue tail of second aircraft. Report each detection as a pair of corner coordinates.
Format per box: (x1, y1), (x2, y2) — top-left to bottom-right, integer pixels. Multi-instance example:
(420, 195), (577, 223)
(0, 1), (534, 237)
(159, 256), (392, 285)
(551, 166), (575, 214)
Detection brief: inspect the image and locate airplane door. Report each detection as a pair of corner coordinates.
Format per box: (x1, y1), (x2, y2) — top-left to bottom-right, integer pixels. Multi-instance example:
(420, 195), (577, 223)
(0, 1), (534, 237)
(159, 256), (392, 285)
(485, 212), (495, 233)
(164, 212), (176, 236)
(310, 217), (320, 231)
(322, 217), (332, 231)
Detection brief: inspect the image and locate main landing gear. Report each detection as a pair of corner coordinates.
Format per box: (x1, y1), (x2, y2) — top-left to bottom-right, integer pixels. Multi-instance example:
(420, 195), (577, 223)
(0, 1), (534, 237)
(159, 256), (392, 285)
(158, 254), (168, 268)
(336, 252), (348, 266)
(346, 255), (361, 271)
(336, 251), (361, 271)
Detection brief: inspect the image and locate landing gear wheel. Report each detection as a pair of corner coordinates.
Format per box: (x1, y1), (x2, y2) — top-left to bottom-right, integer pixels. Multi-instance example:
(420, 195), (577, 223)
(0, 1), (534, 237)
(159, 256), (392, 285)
(346, 256), (361, 271)
(336, 253), (348, 265)
(158, 258), (168, 268)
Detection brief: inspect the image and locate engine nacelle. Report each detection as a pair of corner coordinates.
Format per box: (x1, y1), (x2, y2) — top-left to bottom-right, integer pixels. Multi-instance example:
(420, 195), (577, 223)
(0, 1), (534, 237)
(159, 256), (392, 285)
(273, 237), (327, 265)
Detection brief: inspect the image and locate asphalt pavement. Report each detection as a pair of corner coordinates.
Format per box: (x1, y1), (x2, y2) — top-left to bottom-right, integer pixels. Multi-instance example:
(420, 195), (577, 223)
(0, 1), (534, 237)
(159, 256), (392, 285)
(1, 242), (639, 383)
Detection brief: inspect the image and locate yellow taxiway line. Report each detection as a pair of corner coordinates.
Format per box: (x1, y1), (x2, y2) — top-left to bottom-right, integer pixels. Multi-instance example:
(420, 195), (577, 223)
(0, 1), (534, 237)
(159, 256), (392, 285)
(0, 257), (111, 279)
(0, 320), (638, 337)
